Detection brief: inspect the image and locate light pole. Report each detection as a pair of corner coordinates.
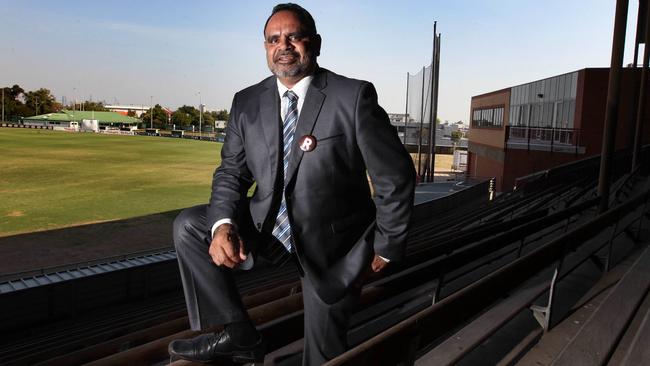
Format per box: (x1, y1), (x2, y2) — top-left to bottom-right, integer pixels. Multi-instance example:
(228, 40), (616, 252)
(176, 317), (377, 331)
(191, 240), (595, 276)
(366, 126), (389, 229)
(150, 95), (153, 129)
(198, 91), (202, 139)
(2, 88), (5, 122)
(72, 87), (76, 123)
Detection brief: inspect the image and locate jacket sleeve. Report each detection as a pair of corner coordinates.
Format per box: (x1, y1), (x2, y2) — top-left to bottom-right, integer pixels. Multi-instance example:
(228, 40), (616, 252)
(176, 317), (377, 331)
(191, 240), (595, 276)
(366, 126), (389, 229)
(206, 92), (254, 231)
(354, 82), (416, 262)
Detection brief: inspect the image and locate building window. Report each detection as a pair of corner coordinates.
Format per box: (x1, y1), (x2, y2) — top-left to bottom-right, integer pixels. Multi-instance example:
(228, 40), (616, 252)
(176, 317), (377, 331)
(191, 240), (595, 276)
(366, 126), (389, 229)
(509, 71), (577, 128)
(472, 107), (504, 128)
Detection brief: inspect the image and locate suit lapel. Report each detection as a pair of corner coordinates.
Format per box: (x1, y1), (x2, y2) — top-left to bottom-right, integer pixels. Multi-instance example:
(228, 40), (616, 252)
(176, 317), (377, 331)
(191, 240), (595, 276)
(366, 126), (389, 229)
(285, 70), (327, 186)
(259, 77), (281, 189)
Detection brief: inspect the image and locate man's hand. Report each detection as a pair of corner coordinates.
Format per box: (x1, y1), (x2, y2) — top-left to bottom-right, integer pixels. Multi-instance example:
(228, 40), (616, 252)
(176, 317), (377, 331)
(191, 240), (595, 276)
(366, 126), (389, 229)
(209, 223), (247, 268)
(371, 255), (389, 273)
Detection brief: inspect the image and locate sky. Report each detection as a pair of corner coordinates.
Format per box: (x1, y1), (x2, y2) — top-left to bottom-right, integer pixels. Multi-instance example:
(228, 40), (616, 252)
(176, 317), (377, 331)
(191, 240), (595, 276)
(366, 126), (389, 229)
(0, 0), (642, 123)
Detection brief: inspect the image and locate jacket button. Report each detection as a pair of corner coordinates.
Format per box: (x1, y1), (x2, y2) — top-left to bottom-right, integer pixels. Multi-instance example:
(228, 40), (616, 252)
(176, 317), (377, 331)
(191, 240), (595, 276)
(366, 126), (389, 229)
(256, 223), (261, 230)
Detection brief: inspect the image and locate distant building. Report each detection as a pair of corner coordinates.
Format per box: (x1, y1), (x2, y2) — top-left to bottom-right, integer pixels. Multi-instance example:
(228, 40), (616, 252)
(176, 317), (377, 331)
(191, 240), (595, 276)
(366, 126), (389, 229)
(105, 105), (150, 118)
(388, 113), (419, 145)
(467, 68), (650, 192)
(388, 113), (467, 153)
(105, 104), (173, 121)
(23, 110), (141, 131)
(387, 113), (408, 125)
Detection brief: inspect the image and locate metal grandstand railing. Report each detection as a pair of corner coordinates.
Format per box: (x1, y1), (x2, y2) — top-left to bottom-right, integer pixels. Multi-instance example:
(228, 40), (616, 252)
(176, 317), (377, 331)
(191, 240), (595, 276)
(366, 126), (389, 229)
(506, 126), (585, 154)
(325, 187), (650, 366)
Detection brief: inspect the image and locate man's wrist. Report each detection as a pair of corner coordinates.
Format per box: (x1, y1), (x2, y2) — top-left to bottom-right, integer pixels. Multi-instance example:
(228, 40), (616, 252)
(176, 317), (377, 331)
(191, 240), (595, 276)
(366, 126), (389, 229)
(216, 223), (235, 232)
(211, 218), (235, 239)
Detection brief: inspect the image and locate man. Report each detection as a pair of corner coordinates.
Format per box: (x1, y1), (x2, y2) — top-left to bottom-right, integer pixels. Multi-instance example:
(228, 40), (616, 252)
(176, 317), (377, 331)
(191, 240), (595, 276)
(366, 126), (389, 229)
(169, 3), (415, 365)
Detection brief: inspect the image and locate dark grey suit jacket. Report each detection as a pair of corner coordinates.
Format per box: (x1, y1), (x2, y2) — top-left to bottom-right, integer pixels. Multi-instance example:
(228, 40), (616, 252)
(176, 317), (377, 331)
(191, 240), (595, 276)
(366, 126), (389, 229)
(207, 68), (415, 303)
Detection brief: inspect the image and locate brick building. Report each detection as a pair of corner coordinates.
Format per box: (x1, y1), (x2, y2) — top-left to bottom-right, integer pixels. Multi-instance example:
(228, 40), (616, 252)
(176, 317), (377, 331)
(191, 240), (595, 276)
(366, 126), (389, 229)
(467, 68), (649, 192)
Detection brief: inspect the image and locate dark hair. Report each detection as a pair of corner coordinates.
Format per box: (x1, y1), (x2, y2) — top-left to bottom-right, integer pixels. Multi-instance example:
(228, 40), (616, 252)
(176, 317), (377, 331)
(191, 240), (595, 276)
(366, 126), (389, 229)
(263, 3), (317, 36)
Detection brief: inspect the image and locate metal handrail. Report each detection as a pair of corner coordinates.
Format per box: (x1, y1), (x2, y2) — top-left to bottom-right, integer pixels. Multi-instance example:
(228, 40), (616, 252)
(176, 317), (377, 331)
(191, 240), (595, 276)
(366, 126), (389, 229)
(506, 125), (582, 154)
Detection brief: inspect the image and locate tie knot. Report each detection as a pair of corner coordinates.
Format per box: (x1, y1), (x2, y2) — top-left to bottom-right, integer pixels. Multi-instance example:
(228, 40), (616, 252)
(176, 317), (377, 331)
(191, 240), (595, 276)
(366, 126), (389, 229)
(284, 90), (298, 103)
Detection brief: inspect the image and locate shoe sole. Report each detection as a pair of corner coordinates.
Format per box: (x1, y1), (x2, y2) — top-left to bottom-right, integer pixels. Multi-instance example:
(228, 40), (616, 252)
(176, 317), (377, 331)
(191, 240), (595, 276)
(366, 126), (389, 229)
(171, 349), (264, 364)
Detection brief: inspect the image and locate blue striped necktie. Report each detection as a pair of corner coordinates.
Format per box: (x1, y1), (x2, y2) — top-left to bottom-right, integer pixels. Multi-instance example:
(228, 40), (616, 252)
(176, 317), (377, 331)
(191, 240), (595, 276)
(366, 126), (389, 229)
(272, 90), (298, 255)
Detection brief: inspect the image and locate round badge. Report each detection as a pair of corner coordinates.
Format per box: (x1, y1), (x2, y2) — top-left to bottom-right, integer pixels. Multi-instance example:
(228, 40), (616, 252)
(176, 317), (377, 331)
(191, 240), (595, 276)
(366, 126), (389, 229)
(299, 135), (317, 152)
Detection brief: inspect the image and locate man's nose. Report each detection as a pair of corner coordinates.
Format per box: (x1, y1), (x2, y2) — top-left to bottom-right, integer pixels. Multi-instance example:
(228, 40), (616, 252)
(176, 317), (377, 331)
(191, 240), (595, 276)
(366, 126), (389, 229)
(280, 36), (294, 49)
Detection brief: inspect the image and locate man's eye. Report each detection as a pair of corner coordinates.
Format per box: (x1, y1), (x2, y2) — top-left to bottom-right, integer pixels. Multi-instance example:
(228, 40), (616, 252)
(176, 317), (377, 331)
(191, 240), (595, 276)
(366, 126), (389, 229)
(267, 37), (279, 44)
(289, 34), (306, 42)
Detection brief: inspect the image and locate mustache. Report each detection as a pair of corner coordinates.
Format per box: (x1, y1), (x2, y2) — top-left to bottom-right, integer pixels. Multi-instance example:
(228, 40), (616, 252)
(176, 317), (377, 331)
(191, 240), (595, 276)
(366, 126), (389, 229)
(274, 50), (300, 59)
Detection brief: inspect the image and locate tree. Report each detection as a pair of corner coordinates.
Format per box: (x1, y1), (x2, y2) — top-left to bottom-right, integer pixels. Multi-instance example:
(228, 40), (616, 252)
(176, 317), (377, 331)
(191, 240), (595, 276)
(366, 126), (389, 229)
(23, 88), (61, 116)
(450, 130), (463, 143)
(202, 111), (215, 126)
(139, 104), (167, 129)
(175, 105), (200, 126)
(2, 85), (28, 120)
(171, 110), (193, 128)
(214, 109), (229, 121)
(127, 109), (137, 117)
(81, 101), (108, 111)
(9, 84), (24, 99)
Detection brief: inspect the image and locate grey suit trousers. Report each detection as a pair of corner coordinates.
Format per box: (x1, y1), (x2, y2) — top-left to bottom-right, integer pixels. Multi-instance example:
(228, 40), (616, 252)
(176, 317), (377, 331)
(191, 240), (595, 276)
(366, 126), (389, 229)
(173, 204), (361, 366)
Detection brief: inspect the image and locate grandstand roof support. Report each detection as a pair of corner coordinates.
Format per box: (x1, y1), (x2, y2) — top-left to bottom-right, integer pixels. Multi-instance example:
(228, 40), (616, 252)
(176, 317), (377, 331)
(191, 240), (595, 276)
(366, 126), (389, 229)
(598, 0), (629, 213)
(632, 0), (650, 171)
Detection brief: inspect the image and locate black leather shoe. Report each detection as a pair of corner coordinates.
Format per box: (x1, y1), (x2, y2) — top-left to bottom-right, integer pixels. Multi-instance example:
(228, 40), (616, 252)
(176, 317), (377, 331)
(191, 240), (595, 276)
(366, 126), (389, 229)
(168, 330), (265, 364)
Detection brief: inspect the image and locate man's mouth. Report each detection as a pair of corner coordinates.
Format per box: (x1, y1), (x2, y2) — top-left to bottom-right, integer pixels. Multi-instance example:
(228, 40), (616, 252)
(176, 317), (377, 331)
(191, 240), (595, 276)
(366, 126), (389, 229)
(276, 52), (298, 64)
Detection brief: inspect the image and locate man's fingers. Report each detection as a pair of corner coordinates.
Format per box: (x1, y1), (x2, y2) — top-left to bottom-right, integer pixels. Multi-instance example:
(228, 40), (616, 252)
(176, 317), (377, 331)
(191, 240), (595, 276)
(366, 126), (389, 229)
(210, 243), (235, 268)
(216, 246), (237, 268)
(238, 237), (247, 261)
(210, 226), (246, 267)
(371, 255), (388, 272)
(221, 232), (240, 263)
(372, 261), (381, 272)
(210, 248), (222, 266)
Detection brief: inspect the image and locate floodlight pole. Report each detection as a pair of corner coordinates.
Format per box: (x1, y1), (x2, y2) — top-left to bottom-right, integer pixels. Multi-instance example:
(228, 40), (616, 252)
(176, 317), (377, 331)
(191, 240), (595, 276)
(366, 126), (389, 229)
(72, 87), (76, 123)
(199, 91), (202, 139)
(404, 72), (409, 145)
(428, 23), (441, 182)
(2, 88), (4, 122)
(426, 23), (436, 182)
(150, 96), (153, 129)
(417, 66), (426, 179)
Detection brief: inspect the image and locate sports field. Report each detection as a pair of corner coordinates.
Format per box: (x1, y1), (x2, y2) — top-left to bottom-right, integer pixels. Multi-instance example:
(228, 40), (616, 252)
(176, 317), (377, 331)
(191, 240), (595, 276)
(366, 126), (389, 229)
(0, 128), (457, 239)
(0, 128), (221, 237)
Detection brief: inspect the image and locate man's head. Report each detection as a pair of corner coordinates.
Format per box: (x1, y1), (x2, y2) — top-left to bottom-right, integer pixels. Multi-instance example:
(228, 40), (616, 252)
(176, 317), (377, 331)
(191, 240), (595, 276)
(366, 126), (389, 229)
(263, 3), (321, 87)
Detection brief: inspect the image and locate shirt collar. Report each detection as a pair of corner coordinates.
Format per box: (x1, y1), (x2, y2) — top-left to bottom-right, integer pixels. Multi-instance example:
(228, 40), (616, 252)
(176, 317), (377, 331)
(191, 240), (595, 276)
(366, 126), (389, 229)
(276, 75), (314, 100)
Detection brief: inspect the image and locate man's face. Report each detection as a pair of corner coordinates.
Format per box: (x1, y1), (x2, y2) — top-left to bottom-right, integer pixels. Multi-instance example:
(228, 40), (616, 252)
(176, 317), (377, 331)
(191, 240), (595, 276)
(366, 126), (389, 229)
(264, 10), (320, 84)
